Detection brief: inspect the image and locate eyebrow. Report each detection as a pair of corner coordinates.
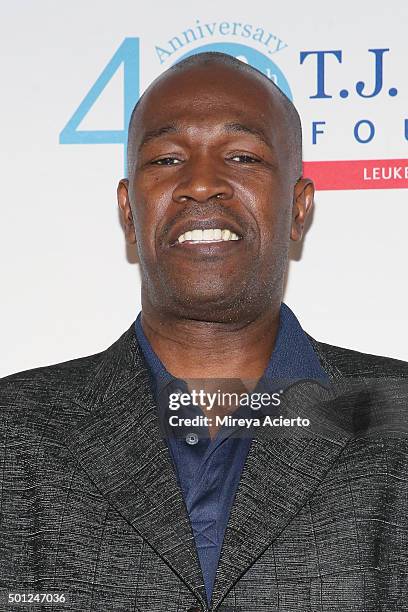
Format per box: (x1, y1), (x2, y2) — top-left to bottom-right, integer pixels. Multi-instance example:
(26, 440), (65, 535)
(138, 121), (272, 150)
(223, 122), (272, 148)
(138, 125), (179, 150)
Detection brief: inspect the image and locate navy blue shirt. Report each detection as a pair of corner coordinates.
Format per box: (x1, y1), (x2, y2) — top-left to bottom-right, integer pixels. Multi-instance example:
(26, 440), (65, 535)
(134, 303), (327, 603)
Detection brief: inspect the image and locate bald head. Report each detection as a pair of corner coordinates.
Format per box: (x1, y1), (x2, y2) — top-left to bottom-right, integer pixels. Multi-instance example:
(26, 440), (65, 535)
(126, 52), (302, 180)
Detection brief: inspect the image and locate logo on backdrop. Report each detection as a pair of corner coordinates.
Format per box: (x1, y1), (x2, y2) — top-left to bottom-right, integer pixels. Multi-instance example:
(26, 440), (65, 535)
(154, 20), (291, 99)
(59, 19), (407, 190)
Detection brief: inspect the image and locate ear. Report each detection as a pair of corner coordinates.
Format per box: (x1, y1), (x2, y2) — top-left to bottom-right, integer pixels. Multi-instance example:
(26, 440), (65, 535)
(117, 179), (136, 244)
(290, 178), (314, 241)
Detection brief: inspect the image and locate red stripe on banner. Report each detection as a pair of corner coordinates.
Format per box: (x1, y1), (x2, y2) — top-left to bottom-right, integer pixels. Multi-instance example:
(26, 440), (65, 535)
(302, 159), (408, 190)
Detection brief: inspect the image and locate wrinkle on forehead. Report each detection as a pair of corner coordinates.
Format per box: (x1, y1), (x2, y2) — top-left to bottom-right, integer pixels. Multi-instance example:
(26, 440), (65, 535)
(136, 119), (277, 156)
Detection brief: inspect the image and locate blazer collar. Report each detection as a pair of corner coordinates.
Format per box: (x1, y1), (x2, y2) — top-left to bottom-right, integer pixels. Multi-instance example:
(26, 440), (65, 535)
(62, 323), (208, 607)
(210, 371), (359, 608)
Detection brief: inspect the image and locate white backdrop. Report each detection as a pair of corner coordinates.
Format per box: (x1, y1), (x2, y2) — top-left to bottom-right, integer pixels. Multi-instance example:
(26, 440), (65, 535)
(1, 0), (407, 377)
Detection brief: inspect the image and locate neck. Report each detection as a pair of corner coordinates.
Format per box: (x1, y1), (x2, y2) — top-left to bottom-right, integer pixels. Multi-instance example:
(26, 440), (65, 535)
(139, 302), (281, 380)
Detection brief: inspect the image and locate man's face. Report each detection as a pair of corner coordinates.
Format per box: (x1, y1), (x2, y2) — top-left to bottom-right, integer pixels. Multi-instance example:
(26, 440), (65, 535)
(118, 63), (313, 323)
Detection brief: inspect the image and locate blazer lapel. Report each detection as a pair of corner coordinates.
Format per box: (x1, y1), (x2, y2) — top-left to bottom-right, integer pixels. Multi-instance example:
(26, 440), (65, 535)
(211, 375), (363, 609)
(61, 325), (207, 607)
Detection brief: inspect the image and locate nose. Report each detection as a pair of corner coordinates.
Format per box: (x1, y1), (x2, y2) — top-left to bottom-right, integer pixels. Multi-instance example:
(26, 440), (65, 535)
(172, 155), (234, 203)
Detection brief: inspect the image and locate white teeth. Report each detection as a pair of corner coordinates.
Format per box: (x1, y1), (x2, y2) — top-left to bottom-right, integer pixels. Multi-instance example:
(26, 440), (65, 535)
(177, 228), (241, 244)
(191, 229), (203, 241)
(203, 229), (214, 240)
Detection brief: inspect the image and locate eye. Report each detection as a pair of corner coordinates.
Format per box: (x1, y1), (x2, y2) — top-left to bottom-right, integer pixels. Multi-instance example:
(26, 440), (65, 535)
(228, 154), (260, 163)
(151, 157), (182, 166)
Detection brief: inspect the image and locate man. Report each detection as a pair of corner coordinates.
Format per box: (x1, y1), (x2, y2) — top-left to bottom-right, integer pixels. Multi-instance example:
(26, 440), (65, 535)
(1, 52), (408, 612)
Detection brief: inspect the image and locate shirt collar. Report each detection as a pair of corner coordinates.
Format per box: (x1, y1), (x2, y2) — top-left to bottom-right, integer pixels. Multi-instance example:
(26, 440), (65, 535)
(262, 302), (328, 383)
(134, 303), (328, 399)
(134, 314), (174, 398)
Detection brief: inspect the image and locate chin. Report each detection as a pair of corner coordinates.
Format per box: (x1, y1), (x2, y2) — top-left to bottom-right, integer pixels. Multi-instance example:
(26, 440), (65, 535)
(164, 287), (259, 324)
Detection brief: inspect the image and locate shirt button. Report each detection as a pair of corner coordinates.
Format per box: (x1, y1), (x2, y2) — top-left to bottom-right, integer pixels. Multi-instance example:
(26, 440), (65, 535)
(172, 387), (184, 396)
(185, 432), (199, 445)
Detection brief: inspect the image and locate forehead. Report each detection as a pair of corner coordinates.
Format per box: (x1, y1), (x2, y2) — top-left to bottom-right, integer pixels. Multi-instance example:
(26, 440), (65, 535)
(134, 64), (286, 138)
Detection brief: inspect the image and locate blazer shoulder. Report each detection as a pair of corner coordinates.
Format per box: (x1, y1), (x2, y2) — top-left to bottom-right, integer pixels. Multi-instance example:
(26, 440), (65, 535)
(0, 349), (103, 415)
(309, 336), (408, 379)
(0, 324), (136, 414)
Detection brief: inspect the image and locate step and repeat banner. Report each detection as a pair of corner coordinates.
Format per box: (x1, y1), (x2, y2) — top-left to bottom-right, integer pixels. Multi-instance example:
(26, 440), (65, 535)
(1, 1), (407, 376)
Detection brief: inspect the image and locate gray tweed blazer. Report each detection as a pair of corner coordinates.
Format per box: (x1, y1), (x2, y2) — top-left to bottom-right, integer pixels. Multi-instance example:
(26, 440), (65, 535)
(1, 322), (408, 612)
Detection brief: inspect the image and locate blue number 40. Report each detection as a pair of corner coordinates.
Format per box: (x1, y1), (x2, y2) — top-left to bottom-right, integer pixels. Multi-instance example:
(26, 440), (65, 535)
(59, 38), (140, 175)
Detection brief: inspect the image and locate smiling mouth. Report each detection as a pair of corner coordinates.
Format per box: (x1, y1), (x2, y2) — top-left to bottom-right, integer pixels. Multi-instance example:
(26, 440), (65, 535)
(171, 228), (242, 246)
